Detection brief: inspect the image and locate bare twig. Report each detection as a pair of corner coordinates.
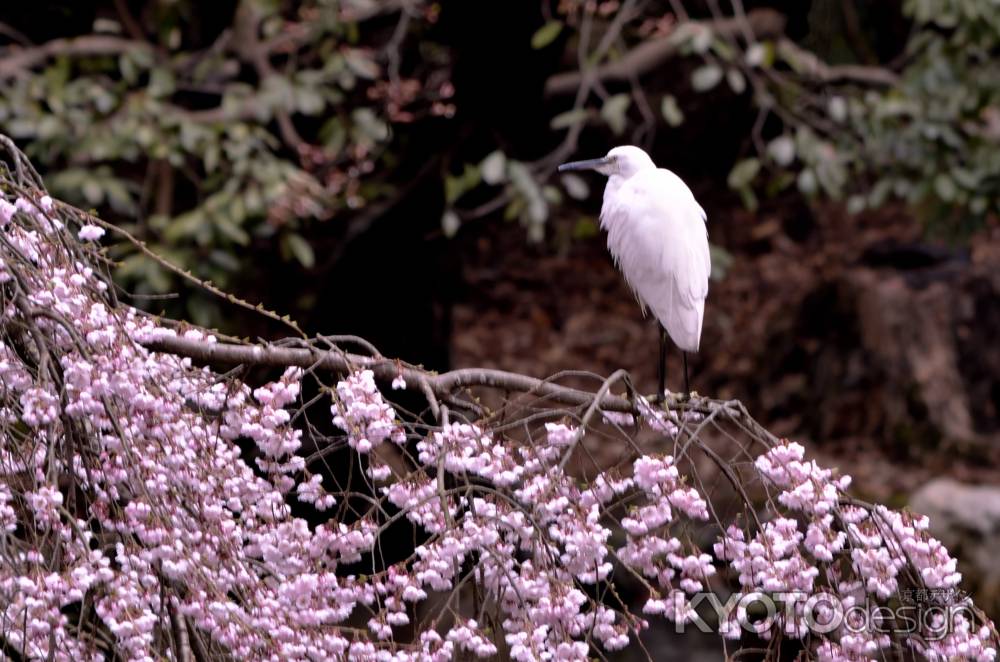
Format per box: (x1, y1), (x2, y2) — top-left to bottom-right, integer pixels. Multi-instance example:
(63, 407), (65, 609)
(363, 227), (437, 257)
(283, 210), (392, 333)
(112, 0), (150, 44)
(775, 38), (898, 86)
(0, 21), (32, 47)
(74, 206), (306, 339)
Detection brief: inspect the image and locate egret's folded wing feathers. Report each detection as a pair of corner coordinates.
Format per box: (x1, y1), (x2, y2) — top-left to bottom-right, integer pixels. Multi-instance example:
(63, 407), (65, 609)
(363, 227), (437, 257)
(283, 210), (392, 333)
(602, 168), (710, 352)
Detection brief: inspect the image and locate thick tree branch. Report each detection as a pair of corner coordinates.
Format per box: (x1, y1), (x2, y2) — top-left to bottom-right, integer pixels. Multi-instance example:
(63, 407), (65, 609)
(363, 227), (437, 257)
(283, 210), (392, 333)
(232, 0), (308, 152)
(339, 0), (415, 23)
(142, 334), (637, 412)
(544, 8), (899, 97)
(775, 38), (899, 86)
(544, 9), (786, 97)
(0, 28), (319, 134)
(0, 36), (152, 78)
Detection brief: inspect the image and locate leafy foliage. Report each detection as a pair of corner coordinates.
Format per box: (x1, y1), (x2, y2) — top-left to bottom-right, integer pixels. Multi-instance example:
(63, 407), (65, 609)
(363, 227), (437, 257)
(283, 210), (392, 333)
(443, 1), (999, 240)
(2, 0), (998, 325)
(0, 0), (452, 324)
(718, 0), (1000, 232)
(843, 0), (1000, 231)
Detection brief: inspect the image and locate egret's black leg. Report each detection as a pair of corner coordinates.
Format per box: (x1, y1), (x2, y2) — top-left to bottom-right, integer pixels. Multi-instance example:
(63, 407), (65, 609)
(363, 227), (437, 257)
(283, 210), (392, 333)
(658, 326), (667, 401)
(683, 352), (690, 398)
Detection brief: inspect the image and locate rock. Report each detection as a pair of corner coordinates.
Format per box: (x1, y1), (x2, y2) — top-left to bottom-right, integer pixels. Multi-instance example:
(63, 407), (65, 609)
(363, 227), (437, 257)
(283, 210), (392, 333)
(768, 257), (1000, 451)
(910, 478), (1000, 613)
(852, 267), (976, 442)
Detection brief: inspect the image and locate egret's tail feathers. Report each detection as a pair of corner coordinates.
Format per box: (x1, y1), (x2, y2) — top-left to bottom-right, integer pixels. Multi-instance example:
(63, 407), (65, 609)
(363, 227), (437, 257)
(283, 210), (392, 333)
(659, 298), (703, 353)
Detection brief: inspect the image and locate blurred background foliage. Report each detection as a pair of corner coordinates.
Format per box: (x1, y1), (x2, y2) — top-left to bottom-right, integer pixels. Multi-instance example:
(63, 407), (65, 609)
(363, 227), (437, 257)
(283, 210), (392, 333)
(0, 0), (456, 326)
(2, 0), (997, 332)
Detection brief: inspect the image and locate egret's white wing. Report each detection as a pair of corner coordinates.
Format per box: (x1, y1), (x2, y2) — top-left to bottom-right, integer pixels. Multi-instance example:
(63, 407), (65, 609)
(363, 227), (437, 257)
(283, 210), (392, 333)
(600, 168), (710, 352)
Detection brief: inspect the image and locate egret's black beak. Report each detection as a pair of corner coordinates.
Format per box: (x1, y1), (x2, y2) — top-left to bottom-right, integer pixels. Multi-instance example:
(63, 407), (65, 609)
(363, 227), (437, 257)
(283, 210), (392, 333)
(558, 156), (610, 172)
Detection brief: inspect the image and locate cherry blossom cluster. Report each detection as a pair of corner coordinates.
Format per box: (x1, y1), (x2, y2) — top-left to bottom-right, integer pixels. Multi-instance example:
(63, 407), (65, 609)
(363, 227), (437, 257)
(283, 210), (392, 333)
(0, 193), (392, 659)
(0, 185), (672, 658)
(331, 367), (406, 452)
(711, 441), (997, 660)
(908, 611), (997, 661)
(397, 421), (669, 656)
(0, 185), (995, 661)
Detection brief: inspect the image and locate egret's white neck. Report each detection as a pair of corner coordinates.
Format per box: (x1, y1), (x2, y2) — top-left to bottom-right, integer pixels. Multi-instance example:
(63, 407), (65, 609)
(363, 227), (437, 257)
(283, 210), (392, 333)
(600, 153), (656, 223)
(600, 175), (631, 231)
(605, 166), (646, 197)
(604, 174), (627, 199)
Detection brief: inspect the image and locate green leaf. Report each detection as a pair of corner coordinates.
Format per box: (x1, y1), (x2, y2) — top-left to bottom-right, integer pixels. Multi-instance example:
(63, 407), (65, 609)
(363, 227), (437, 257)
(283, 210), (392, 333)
(934, 173), (956, 201)
(503, 198), (524, 221)
(764, 172), (795, 197)
(600, 94), (631, 136)
(531, 21), (563, 49)
(216, 217), (250, 246)
(344, 49), (380, 79)
(261, 75), (294, 113)
(103, 178), (136, 215)
(745, 42), (774, 68)
(480, 151), (507, 185)
(444, 164), (481, 204)
(508, 161), (547, 225)
(738, 187), (758, 212)
(144, 261), (173, 294)
(527, 222), (544, 243)
(951, 168), (980, 189)
(320, 117), (346, 154)
(727, 158), (760, 189)
(209, 250), (241, 271)
(710, 37), (736, 61)
(119, 53), (139, 85)
(726, 69), (746, 94)
(542, 185), (562, 205)
(660, 95), (684, 127)
(283, 233), (315, 268)
(797, 169), (818, 195)
(691, 64), (723, 91)
(689, 26), (712, 54)
(868, 179), (892, 207)
(550, 108), (589, 130)
(204, 144), (220, 173)
(148, 67), (175, 98)
(351, 108), (389, 145)
(766, 135), (795, 166)
(816, 154), (846, 198)
(827, 96), (848, 123)
(709, 243), (734, 281)
(115, 254), (152, 281)
(846, 195), (867, 215)
(164, 211), (205, 242)
(294, 85), (325, 115)
(82, 178), (103, 205)
(527, 198), (548, 224)
(561, 173), (589, 200)
(441, 210), (460, 238)
(572, 217), (599, 239)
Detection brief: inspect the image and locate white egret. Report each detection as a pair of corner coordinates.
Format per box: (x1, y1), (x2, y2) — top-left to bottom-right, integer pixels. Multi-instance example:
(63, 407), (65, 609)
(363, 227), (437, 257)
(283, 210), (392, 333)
(559, 145), (710, 397)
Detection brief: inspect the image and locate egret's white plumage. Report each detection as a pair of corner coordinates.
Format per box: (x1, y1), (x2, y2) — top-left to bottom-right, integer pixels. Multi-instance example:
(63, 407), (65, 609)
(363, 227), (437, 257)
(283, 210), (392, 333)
(560, 145), (710, 355)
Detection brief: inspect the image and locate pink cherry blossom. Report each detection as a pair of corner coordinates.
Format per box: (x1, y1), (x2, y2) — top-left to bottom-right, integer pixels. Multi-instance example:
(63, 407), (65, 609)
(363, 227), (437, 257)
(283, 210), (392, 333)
(0, 187), (994, 661)
(78, 224), (105, 241)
